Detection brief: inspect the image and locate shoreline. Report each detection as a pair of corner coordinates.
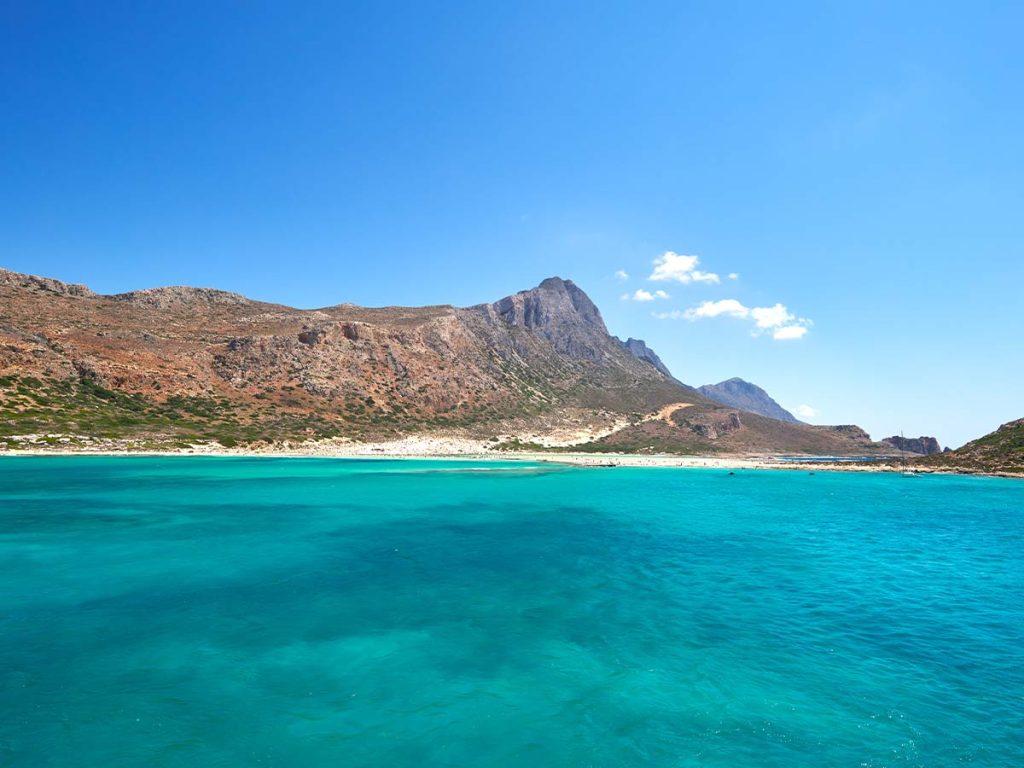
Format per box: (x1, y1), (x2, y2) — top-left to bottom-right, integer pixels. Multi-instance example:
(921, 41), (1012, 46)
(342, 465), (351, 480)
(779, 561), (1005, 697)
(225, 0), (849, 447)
(1, 440), (1019, 478)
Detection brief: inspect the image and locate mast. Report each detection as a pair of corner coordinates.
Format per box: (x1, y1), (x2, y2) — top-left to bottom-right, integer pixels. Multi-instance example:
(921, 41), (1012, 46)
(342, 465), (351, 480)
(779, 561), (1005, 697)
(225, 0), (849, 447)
(899, 430), (916, 476)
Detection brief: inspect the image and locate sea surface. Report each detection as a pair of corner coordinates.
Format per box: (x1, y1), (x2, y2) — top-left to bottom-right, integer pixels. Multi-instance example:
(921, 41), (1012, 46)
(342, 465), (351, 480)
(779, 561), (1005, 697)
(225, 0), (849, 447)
(1, 456), (1022, 767)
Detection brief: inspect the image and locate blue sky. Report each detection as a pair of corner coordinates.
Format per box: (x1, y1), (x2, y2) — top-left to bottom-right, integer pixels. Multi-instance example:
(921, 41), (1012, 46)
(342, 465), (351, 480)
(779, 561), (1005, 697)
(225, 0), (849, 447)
(2, 1), (1021, 447)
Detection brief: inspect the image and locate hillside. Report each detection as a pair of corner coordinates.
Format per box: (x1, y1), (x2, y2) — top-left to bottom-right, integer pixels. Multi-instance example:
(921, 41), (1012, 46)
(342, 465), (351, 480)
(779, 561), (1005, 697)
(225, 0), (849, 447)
(0, 267), (893, 455)
(920, 419), (1024, 474)
(698, 378), (800, 423)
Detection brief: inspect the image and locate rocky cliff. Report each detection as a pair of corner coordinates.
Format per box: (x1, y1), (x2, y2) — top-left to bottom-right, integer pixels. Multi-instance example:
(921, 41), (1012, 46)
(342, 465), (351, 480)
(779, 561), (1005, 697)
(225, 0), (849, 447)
(697, 378), (799, 423)
(881, 435), (943, 455)
(618, 337), (677, 380)
(477, 277), (610, 360)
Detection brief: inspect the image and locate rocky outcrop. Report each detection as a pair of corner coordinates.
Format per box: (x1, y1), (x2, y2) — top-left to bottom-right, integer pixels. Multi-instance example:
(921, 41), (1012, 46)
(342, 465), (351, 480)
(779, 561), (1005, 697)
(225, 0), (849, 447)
(618, 337), (675, 379)
(881, 435), (943, 455)
(679, 410), (743, 440)
(297, 328), (329, 346)
(697, 378), (799, 423)
(110, 286), (258, 310)
(0, 268), (93, 297)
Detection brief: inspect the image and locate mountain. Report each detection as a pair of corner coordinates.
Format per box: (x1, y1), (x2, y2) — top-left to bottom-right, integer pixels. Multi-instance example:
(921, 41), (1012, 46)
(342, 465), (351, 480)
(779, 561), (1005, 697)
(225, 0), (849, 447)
(881, 435), (943, 455)
(697, 378), (800, 423)
(921, 418), (1024, 474)
(0, 267), (892, 455)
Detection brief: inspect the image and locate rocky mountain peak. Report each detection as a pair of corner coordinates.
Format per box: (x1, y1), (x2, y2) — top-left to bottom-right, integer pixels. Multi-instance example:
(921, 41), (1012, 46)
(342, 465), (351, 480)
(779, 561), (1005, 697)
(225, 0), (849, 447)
(480, 277), (612, 360)
(511, 277), (606, 330)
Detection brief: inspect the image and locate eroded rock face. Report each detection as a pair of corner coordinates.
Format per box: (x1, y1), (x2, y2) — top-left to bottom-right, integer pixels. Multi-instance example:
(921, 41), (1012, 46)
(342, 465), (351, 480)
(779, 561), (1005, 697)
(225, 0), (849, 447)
(678, 410), (743, 440)
(297, 328), (327, 346)
(830, 425), (873, 442)
(480, 277), (612, 361)
(691, 422), (717, 439)
(210, 317), (495, 410)
(619, 337), (675, 379)
(882, 435), (943, 455)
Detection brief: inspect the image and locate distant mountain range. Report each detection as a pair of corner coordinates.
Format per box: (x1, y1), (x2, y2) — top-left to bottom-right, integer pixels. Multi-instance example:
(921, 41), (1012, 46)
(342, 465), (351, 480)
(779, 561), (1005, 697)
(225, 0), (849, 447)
(697, 378), (800, 423)
(0, 267), (936, 456)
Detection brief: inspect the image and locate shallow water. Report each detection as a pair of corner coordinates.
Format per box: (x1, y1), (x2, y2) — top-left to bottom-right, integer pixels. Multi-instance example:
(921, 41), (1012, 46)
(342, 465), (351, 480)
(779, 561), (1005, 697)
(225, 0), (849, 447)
(1, 456), (1021, 767)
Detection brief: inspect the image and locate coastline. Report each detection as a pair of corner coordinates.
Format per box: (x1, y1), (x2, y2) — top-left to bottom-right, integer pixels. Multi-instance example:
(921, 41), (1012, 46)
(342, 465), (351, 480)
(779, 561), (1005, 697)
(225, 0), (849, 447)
(2, 434), (1018, 478)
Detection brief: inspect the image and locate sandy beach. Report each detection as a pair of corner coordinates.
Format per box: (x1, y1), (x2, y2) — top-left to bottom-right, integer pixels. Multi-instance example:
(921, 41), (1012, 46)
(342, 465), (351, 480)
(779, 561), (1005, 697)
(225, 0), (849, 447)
(3, 432), (999, 475)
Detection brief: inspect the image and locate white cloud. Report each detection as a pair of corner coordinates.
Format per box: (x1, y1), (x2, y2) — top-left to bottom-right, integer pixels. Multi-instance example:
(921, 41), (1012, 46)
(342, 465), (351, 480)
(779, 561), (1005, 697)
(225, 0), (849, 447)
(683, 299), (750, 320)
(794, 404), (818, 419)
(627, 288), (670, 302)
(661, 297), (812, 340)
(648, 251), (720, 284)
(773, 325), (808, 340)
(751, 303), (794, 329)
(728, 272), (739, 280)
(650, 251), (697, 280)
(614, 269), (629, 281)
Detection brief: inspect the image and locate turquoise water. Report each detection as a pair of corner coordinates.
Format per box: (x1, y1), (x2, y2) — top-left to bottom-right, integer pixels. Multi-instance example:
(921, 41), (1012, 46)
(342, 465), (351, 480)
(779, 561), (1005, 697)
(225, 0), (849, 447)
(1, 457), (1022, 767)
